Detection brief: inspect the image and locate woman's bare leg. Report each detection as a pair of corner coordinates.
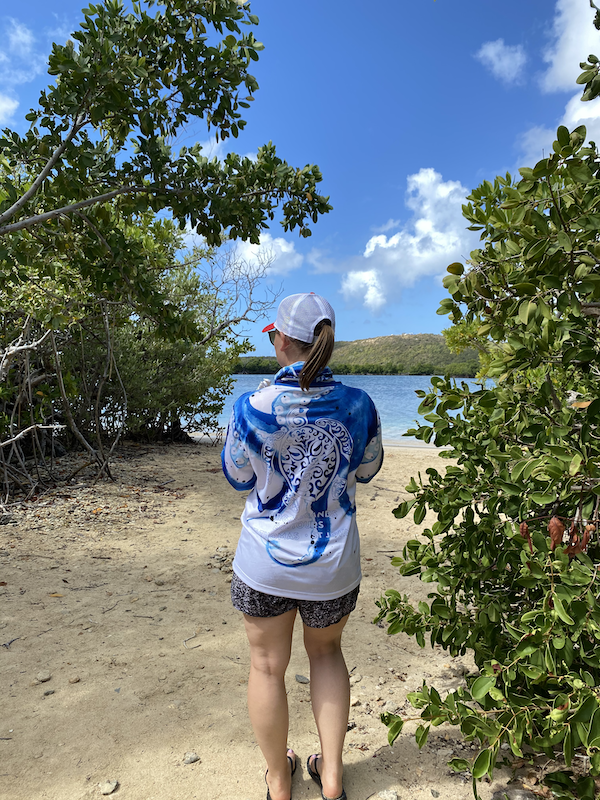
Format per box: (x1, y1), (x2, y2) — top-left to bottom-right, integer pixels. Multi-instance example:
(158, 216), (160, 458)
(304, 614), (350, 800)
(243, 610), (297, 800)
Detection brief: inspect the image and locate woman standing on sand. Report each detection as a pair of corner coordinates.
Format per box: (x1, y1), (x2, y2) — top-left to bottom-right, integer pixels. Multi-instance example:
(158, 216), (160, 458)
(222, 293), (383, 800)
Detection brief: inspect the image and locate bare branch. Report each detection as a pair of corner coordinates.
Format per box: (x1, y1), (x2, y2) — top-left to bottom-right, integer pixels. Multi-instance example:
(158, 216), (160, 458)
(0, 328), (52, 382)
(0, 424), (66, 449)
(51, 331), (101, 464)
(191, 245), (280, 345)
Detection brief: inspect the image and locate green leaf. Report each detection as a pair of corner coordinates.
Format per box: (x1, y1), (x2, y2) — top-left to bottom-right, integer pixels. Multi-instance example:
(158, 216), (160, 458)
(448, 758), (470, 772)
(385, 715), (404, 746)
(414, 504), (426, 525)
(405, 477), (419, 493)
(518, 300), (534, 325)
(470, 675), (496, 701)
(588, 707), (600, 748)
(557, 230), (572, 252)
(557, 125), (571, 145)
(415, 724), (430, 748)
(542, 274), (562, 289)
(393, 502), (409, 519)
(530, 491), (556, 505)
(577, 68), (598, 84)
(569, 453), (583, 476)
(447, 262), (464, 275)
(472, 748), (492, 779)
(513, 282), (537, 296)
(566, 160), (593, 183)
(553, 595), (575, 625)
(511, 460), (528, 481)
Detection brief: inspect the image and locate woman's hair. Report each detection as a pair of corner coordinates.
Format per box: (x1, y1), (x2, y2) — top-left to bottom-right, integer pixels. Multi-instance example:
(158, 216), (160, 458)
(290, 319), (335, 391)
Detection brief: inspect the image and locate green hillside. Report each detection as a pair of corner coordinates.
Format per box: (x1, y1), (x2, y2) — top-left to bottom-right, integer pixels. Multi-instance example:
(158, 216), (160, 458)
(234, 334), (479, 377)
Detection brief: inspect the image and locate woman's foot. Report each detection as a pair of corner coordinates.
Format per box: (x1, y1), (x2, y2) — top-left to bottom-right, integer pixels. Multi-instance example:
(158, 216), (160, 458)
(306, 754), (346, 800)
(266, 749), (297, 800)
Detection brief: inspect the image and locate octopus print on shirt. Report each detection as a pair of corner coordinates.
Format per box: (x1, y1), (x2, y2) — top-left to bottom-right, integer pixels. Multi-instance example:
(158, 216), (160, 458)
(222, 363), (383, 601)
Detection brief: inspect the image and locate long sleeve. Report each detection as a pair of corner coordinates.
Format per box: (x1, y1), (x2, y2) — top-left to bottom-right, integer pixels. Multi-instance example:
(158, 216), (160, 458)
(356, 409), (383, 483)
(221, 407), (257, 491)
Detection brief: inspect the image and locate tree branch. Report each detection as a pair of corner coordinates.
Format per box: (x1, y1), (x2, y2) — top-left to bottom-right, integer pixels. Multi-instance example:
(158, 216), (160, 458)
(0, 115), (86, 226)
(0, 424), (66, 449)
(0, 186), (149, 236)
(0, 327), (52, 382)
(51, 331), (101, 464)
(72, 211), (113, 254)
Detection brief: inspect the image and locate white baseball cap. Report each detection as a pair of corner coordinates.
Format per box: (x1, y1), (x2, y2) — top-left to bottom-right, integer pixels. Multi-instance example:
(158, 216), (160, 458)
(262, 293), (335, 344)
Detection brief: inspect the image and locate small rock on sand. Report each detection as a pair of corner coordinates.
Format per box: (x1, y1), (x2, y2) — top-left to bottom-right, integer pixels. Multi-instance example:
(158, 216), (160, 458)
(377, 791), (398, 800)
(99, 779), (119, 795)
(295, 674), (310, 684)
(36, 671), (51, 683)
(183, 752), (200, 765)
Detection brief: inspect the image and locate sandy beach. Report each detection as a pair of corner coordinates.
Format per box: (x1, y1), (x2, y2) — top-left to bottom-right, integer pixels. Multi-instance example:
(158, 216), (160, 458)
(0, 442), (518, 800)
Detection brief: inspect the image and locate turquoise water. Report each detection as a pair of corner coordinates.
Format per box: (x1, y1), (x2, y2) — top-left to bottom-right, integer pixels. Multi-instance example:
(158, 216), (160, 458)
(218, 374), (483, 443)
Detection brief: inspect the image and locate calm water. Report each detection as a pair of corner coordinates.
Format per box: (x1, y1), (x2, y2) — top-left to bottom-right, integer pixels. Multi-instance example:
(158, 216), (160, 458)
(217, 374), (483, 443)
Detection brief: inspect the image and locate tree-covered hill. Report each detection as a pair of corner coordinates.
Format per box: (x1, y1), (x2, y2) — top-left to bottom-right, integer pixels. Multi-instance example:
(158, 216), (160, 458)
(234, 333), (479, 376)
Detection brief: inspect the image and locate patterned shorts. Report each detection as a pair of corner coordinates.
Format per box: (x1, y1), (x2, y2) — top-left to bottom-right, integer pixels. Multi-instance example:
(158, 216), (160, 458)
(230, 572), (359, 629)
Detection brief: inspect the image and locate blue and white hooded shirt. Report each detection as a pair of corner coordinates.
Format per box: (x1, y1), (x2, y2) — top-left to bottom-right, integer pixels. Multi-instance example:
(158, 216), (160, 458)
(221, 363), (383, 600)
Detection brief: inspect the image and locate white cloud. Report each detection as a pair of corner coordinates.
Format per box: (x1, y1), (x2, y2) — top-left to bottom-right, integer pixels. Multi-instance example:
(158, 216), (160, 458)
(197, 136), (230, 161)
(45, 18), (78, 46)
(196, 135), (256, 163)
(476, 39), (527, 85)
(562, 91), (600, 142)
(516, 124), (556, 167)
(306, 248), (339, 274)
(0, 19), (46, 88)
(233, 232), (303, 276)
(516, 93), (600, 167)
(0, 93), (18, 125)
(515, 0), (600, 167)
(541, 0), (598, 93)
(341, 168), (474, 312)
(341, 270), (385, 312)
(7, 19), (34, 57)
(371, 218), (401, 234)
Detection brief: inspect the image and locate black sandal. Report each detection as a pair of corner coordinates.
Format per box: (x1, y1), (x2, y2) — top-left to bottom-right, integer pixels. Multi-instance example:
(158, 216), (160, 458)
(306, 754), (347, 800)
(266, 749), (297, 800)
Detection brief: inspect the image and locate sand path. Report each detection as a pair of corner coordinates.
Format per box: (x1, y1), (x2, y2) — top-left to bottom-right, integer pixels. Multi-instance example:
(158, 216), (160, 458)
(0, 442), (514, 800)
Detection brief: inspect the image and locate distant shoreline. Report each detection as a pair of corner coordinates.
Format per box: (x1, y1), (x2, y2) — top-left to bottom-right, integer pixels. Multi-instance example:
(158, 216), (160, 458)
(231, 371), (477, 378)
(234, 333), (480, 378)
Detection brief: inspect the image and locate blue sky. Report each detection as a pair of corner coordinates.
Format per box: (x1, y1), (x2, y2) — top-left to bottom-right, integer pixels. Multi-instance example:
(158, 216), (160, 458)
(2, 0), (600, 353)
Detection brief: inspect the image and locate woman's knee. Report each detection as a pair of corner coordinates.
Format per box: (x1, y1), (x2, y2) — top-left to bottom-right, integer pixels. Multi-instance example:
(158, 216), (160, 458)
(244, 610), (295, 677)
(249, 646), (291, 679)
(303, 617), (348, 660)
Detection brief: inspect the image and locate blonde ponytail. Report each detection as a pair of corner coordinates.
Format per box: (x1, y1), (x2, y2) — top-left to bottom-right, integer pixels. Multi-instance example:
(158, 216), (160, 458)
(297, 320), (335, 391)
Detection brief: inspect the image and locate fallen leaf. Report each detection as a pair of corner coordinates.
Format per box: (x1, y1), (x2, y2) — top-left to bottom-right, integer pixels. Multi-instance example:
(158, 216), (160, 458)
(48, 593), (64, 597)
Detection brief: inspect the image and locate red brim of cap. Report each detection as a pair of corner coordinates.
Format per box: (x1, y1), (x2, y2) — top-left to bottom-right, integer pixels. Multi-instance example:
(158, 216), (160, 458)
(262, 322), (275, 333)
